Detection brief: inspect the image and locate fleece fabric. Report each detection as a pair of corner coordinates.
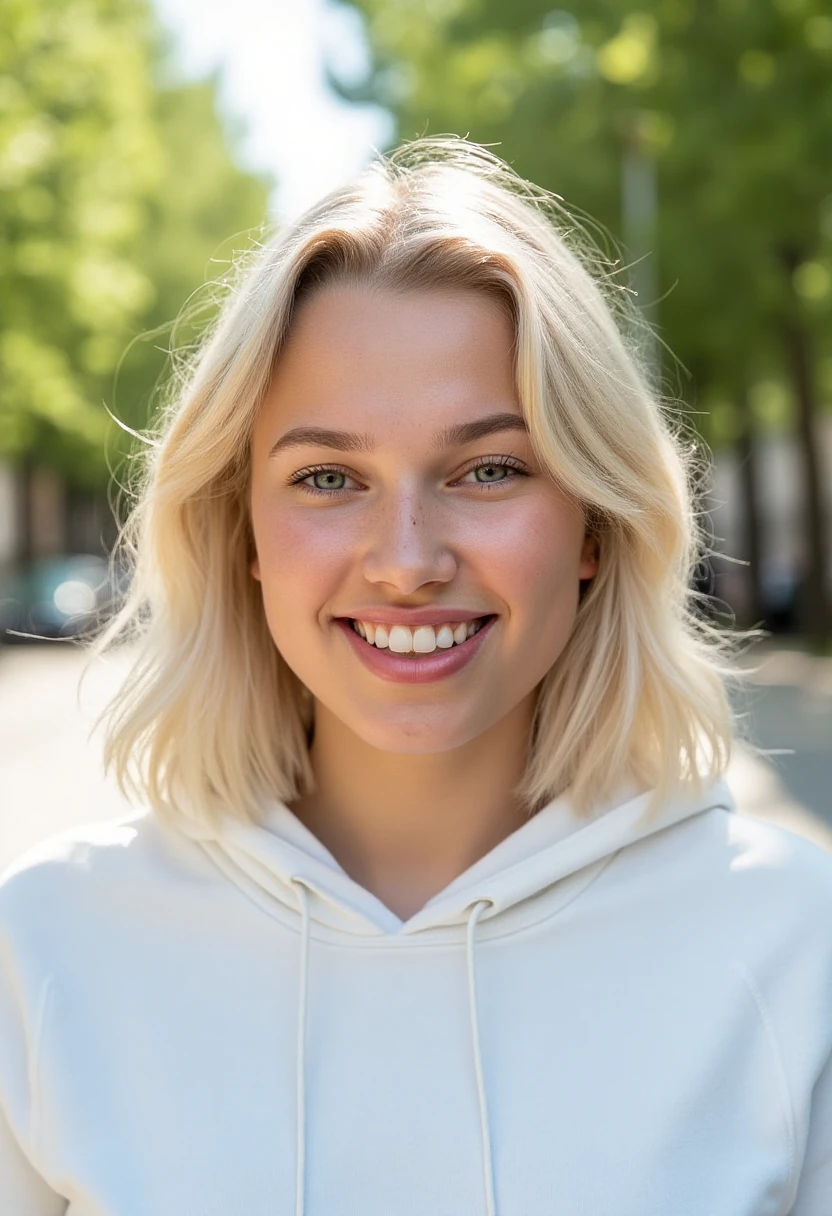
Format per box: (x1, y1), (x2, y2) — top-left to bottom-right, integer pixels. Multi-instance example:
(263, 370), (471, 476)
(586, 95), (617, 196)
(1, 776), (831, 1216)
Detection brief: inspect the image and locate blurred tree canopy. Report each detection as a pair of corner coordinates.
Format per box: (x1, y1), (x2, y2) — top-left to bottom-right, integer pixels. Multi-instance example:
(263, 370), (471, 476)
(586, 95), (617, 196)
(0, 0), (270, 489)
(334, 0), (832, 638)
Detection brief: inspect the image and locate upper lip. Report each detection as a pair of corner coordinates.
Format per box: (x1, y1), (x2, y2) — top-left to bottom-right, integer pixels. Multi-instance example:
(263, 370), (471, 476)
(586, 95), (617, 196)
(336, 608), (495, 627)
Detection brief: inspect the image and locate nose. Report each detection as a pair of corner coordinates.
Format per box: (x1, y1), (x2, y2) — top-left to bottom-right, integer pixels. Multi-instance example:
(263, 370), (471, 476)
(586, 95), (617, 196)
(361, 486), (458, 595)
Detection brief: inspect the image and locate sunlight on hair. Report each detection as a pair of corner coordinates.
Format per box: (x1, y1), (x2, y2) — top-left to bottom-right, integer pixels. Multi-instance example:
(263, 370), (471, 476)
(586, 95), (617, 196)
(92, 135), (763, 837)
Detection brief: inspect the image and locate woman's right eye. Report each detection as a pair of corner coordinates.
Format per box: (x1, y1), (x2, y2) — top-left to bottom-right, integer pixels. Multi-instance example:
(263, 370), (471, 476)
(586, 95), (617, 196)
(307, 471), (347, 492)
(287, 465), (359, 496)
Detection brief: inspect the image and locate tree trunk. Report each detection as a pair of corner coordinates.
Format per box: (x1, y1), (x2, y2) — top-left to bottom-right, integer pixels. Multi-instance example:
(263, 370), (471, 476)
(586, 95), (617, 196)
(734, 381), (765, 626)
(14, 459), (33, 564)
(779, 250), (831, 644)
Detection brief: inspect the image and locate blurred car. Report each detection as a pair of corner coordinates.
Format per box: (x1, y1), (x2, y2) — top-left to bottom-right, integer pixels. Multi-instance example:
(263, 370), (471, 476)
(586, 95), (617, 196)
(0, 554), (127, 644)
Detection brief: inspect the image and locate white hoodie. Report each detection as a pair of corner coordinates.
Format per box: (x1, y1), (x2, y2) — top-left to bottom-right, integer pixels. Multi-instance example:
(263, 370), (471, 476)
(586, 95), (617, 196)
(1, 777), (831, 1215)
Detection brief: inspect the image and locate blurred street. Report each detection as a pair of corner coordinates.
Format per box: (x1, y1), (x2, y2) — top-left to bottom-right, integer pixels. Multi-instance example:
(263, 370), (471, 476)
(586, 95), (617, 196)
(0, 643), (134, 872)
(1, 641), (830, 874)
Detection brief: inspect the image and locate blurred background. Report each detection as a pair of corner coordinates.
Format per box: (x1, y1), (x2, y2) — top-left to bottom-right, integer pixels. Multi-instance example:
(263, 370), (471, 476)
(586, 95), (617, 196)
(1, 0), (831, 868)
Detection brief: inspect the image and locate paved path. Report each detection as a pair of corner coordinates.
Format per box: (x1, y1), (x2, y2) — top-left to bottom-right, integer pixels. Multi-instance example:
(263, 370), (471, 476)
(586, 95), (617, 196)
(0, 643), (134, 871)
(730, 643), (832, 851)
(1, 641), (830, 874)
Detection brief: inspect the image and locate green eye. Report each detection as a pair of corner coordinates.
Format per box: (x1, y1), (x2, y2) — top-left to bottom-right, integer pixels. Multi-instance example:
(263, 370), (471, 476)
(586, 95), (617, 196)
(310, 471), (347, 491)
(287, 464), (357, 496)
(459, 456), (528, 487)
(473, 463), (510, 482)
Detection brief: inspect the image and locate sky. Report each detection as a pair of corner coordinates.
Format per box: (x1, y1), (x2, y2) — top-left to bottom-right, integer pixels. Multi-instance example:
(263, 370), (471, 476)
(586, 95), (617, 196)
(151, 0), (393, 222)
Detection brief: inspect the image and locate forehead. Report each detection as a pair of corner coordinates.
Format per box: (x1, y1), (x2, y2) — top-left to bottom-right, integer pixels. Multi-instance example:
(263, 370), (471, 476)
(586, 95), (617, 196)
(258, 283), (520, 436)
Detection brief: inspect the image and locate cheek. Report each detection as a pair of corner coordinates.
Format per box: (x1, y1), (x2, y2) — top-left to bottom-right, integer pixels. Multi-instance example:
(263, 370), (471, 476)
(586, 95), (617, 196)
(251, 497), (355, 622)
(465, 495), (584, 610)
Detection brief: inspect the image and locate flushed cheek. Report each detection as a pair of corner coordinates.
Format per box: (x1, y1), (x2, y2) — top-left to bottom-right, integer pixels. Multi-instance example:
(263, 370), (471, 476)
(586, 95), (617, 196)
(462, 501), (584, 630)
(252, 504), (356, 631)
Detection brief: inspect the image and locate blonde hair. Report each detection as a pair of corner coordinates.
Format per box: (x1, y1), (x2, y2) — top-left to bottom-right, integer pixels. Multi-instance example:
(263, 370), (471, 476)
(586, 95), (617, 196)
(97, 136), (754, 839)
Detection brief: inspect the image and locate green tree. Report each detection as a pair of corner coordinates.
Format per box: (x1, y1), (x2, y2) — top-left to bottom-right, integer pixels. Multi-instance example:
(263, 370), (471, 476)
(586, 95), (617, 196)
(0, 0), (270, 497)
(109, 72), (271, 468)
(0, 0), (160, 482)
(334, 0), (832, 641)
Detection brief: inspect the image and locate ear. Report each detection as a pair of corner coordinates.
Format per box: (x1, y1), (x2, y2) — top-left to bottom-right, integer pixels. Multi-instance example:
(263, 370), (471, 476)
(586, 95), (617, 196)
(250, 554), (261, 581)
(579, 534), (599, 580)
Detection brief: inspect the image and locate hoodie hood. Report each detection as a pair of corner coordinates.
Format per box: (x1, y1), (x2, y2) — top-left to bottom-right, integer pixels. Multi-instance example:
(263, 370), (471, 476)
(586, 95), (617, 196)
(195, 776), (737, 1216)
(198, 775), (737, 938)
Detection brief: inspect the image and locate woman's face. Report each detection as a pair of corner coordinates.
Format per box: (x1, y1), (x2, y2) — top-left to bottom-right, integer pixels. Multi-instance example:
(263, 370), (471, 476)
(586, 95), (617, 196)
(250, 283), (598, 753)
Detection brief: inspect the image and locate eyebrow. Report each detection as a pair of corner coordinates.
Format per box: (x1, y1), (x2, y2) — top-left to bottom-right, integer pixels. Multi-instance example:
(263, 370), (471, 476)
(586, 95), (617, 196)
(268, 412), (529, 457)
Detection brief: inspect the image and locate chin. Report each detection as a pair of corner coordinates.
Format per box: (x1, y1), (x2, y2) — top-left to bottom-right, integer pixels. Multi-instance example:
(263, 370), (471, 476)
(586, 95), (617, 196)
(345, 707), (491, 756)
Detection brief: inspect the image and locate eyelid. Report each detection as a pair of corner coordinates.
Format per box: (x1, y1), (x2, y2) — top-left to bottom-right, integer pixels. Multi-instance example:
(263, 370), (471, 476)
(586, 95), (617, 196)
(285, 462), (360, 489)
(453, 454), (527, 483)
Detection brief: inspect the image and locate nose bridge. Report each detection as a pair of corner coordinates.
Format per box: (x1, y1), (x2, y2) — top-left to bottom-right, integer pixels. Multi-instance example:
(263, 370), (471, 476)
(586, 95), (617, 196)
(364, 476), (456, 588)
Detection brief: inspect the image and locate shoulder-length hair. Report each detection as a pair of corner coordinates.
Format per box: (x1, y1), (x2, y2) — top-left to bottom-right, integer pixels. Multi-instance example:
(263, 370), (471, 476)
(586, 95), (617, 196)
(97, 136), (752, 839)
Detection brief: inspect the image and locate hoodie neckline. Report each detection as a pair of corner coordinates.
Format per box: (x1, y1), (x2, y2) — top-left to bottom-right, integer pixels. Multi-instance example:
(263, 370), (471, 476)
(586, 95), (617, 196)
(197, 777), (736, 939)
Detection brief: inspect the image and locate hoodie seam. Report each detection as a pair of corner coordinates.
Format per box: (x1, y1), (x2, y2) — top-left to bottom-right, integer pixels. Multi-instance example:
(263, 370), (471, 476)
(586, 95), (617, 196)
(735, 960), (796, 1191)
(463, 852), (619, 944)
(30, 973), (54, 1164)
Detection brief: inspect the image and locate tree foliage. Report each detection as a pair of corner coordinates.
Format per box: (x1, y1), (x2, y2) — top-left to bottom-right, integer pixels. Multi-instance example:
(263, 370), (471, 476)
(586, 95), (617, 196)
(334, 0), (832, 425)
(0, 0), (270, 488)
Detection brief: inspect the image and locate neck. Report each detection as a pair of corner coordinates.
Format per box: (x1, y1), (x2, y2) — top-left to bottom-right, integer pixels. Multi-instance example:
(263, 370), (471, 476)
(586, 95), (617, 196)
(289, 696), (536, 921)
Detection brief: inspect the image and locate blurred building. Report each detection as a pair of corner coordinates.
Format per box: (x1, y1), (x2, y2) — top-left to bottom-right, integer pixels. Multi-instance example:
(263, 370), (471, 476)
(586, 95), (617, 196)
(708, 414), (832, 630)
(0, 464), (116, 565)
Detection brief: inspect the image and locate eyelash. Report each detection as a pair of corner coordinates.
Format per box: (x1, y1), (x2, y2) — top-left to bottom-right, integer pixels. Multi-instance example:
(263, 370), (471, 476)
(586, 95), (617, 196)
(286, 455), (529, 498)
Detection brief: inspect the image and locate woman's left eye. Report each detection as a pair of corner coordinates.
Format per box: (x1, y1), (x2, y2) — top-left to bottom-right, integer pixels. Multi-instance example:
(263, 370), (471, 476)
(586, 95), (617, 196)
(457, 457), (527, 486)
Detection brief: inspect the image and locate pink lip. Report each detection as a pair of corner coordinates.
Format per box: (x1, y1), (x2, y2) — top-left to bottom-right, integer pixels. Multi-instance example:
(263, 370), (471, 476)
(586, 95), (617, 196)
(335, 616), (497, 684)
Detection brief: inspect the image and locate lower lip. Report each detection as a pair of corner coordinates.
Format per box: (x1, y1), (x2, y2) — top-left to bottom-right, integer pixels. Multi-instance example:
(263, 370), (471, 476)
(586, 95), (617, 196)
(334, 616), (497, 684)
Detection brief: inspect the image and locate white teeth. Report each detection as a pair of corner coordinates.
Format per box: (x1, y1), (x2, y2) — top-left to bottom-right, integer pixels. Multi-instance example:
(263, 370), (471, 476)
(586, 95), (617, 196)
(435, 625), (455, 649)
(412, 625), (437, 654)
(388, 625), (412, 654)
(352, 617), (488, 653)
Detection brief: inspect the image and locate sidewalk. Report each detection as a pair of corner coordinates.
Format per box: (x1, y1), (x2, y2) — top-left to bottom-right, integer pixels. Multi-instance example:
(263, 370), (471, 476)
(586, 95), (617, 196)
(728, 640), (832, 851)
(727, 744), (832, 854)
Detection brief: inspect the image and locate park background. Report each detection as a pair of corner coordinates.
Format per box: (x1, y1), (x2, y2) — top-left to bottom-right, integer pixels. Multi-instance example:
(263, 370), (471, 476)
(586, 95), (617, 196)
(1, 0), (831, 867)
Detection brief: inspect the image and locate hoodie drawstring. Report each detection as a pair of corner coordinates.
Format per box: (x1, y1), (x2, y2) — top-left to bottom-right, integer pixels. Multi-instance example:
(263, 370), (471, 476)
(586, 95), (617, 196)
(289, 882), (496, 1216)
(291, 879), (310, 1216)
(466, 899), (497, 1216)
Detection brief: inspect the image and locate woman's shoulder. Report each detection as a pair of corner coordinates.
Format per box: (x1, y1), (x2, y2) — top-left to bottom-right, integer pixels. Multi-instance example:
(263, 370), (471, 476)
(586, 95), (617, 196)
(0, 811), (146, 910)
(688, 805), (832, 964)
(0, 809), (222, 951)
(646, 795), (832, 896)
(626, 799), (832, 955)
(717, 807), (832, 903)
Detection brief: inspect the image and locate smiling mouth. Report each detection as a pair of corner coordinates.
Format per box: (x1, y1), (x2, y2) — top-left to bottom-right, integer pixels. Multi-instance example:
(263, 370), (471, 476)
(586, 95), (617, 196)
(346, 615), (494, 658)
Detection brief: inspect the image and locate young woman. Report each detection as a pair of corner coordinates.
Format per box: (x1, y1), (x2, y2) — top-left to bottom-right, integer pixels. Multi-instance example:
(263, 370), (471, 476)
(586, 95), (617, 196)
(1, 138), (830, 1216)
